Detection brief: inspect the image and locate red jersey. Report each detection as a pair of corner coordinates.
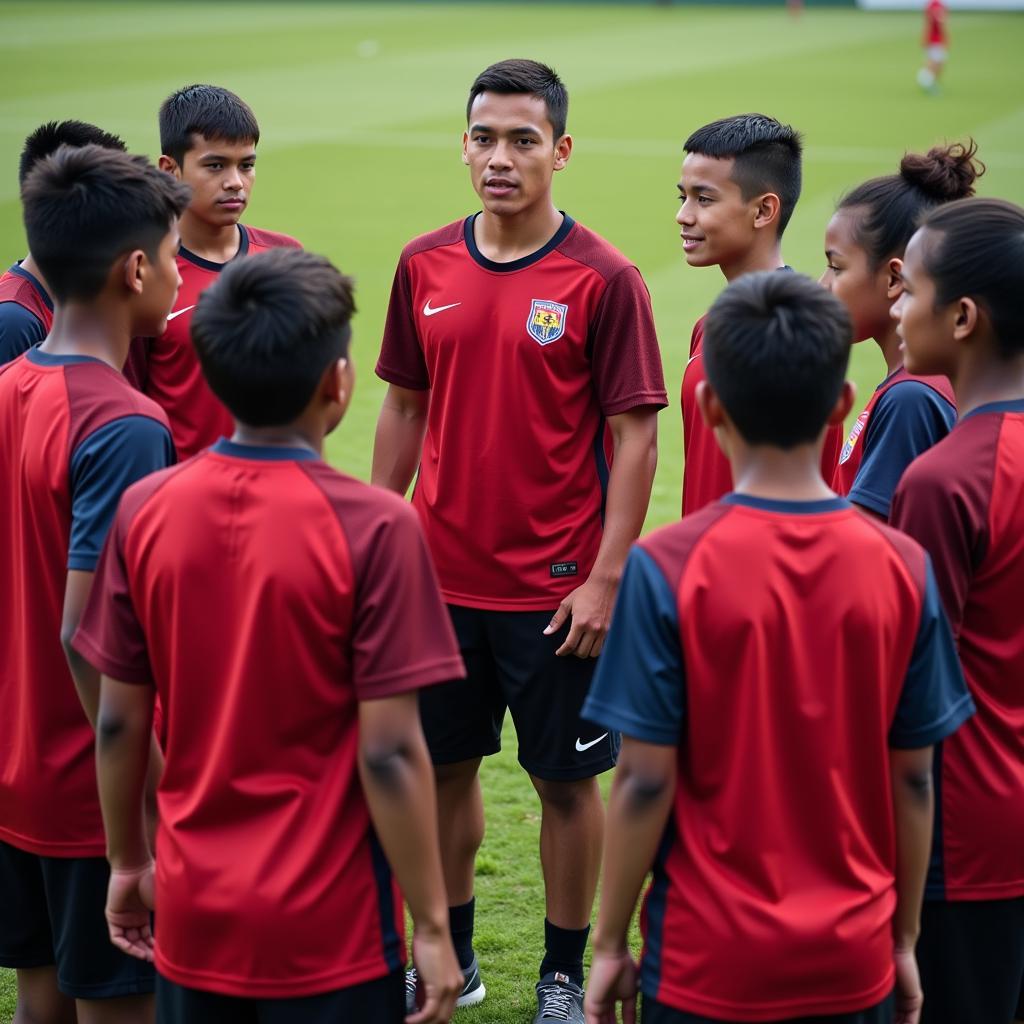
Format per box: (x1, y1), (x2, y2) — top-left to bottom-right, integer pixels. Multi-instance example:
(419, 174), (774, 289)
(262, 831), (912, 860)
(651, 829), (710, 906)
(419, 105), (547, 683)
(891, 399), (1024, 901)
(138, 226), (301, 458)
(681, 316), (843, 515)
(585, 495), (971, 1021)
(74, 440), (465, 997)
(0, 349), (173, 857)
(0, 263), (53, 363)
(377, 215), (667, 611)
(925, 0), (948, 45)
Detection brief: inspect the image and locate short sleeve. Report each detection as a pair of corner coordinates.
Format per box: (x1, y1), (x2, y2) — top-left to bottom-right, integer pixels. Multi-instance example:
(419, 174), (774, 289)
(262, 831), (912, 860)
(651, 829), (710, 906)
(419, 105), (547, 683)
(352, 502), (465, 699)
(589, 267), (668, 417)
(0, 302), (46, 364)
(375, 256), (429, 390)
(582, 547), (685, 745)
(889, 557), (975, 748)
(850, 383), (956, 519)
(68, 416), (176, 571)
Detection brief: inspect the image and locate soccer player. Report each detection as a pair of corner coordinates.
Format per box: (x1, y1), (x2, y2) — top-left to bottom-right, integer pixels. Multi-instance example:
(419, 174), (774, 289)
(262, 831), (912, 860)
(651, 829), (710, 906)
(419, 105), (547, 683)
(129, 83), (301, 457)
(822, 142), (982, 519)
(583, 271), (974, 1024)
(677, 113), (843, 516)
(0, 145), (186, 1024)
(918, 0), (948, 94)
(0, 120), (127, 364)
(890, 198), (1024, 1024)
(372, 59), (667, 1023)
(74, 248), (465, 1024)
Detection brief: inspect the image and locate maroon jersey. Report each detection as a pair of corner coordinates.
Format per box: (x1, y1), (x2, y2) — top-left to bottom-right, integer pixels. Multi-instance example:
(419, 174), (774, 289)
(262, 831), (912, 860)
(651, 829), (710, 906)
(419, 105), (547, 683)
(891, 399), (1024, 901)
(75, 440), (464, 997)
(0, 263), (53, 363)
(138, 226), (301, 458)
(377, 215), (667, 610)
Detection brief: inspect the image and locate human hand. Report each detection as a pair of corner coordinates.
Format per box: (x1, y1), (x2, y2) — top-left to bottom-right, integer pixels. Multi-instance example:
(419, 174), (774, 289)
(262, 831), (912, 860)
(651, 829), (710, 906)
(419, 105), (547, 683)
(544, 576), (618, 658)
(584, 948), (638, 1024)
(406, 926), (463, 1024)
(106, 861), (156, 962)
(893, 946), (923, 1024)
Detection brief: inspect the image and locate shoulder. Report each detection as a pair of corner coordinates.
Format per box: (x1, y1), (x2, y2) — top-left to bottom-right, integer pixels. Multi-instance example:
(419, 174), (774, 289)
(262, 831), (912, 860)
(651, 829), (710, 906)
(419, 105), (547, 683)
(901, 417), (997, 495)
(556, 220), (639, 283)
(858, 514), (930, 588)
(117, 459), (195, 527)
(65, 364), (171, 445)
(877, 377), (955, 416)
(245, 226), (303, 251)
(297, 461), (416, 527)
(639, 502), (735, 591)
(400, 219), (466, 263)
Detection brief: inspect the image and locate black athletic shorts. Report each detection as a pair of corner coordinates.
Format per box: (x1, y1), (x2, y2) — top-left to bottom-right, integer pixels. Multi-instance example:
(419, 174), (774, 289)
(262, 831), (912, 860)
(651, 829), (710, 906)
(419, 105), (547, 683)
(642, 992), (894, 1023)
(917, 896), (1024, 1024)
(418, 605), (619, 780)
(0, 839), (155, 999)
(156, 967), (404, 1023)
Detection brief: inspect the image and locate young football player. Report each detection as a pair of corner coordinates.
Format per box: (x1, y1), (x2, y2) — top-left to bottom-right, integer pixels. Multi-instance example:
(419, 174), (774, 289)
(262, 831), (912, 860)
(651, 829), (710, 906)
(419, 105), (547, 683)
(0, 145), (186, 1024)
(75, 248), (465, 1024)
(677, 113), (843, 515)
(0, 120), (127, 363)
(372, 58), (667, 1023)
(584, 271), (973, 1024)
(918, 0), (949, 94)
(822, 142), (982, 519)
(890, 198), (1024, 1024)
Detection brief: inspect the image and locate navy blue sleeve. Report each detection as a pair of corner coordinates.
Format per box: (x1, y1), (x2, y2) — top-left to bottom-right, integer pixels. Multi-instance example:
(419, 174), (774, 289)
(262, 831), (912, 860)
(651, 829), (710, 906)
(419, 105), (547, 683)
(582, 547), (685, 745)
(0, 302), (46, 364)
(68, 416), (175, 571)
(889, 556), (975, 748)
(850, 382), (956, 519)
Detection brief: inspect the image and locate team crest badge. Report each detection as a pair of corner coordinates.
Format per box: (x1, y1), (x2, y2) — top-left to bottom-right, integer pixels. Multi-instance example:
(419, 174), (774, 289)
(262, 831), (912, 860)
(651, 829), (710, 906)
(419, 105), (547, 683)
(527, 299), (568, 346)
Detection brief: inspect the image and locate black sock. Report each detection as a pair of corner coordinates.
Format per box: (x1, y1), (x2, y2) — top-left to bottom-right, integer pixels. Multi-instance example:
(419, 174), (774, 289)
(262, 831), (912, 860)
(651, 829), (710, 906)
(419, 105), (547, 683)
(449, 898), (475, 971)
(539, 918), (589, 987)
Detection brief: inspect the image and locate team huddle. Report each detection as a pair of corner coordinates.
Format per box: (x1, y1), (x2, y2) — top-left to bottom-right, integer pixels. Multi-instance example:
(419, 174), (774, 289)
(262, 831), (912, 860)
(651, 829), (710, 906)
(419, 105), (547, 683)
(0, 58), (1021, 1024)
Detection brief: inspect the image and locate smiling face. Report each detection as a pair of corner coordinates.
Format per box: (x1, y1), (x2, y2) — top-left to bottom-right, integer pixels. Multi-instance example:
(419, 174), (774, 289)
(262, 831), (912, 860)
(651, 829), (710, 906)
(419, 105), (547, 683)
(463, 91), (570, 219)
(175, 134), (257, 228)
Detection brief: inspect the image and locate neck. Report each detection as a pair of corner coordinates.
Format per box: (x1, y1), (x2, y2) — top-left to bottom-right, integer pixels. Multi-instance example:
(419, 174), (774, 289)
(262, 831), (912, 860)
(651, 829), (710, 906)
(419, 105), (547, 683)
(728, 439), (835, 502)
(39, 303), (132, 370)
(720, 243), (783, 283)
(179, 212), (241, 263)
(20, 253), (52, 298)
(951, 350), (1024, 418)
(474, 201), (563, 263)
(231, 421), (323, 456)
(874, 324), (905, 375)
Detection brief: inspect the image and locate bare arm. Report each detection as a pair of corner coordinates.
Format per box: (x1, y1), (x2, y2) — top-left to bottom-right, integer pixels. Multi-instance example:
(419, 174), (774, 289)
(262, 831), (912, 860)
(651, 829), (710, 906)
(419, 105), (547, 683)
(61, 569), (101, 726)
(371, 384), (430, 495)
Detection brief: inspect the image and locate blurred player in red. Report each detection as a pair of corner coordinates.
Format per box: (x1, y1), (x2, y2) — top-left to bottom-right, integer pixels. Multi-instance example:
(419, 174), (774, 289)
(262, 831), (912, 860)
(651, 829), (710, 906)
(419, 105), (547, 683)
(918, 0), (948, 94)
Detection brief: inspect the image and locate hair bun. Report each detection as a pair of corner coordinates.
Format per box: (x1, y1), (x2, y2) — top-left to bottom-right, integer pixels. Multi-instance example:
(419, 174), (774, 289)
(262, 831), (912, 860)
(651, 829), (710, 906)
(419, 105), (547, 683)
(900, 140), (984, 201)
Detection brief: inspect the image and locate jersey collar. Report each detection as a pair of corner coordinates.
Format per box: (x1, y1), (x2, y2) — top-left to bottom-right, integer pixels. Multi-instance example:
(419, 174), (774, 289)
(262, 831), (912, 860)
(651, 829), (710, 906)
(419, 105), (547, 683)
(722, 493), (851, 515)
(25, 347), (107, 368)
(179, 225), (250, 273)
(464, 213), (575, 273)
(10, 262), (54, 311)
(211, 437), (318, 462)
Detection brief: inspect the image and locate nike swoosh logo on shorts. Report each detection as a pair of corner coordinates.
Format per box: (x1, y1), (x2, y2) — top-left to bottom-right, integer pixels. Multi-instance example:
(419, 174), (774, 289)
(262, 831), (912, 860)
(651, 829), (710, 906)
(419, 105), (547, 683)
(575, 734), (608, 752)
(166, 304), (196, 321)
(423, 299), (461, 317)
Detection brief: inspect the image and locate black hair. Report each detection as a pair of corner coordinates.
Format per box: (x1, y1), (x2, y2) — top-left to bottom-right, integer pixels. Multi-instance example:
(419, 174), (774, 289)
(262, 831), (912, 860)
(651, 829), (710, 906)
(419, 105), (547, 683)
(918, 197), (1024, 359)
(22, 145), (191, 303)
(703, 271), (851, 447)
(467, 59), (568, 139)
(838, 141), (983, 268)
(159, 84), (260, 166)
(684, 113), (803, 236)
(19, 120), (127, 186)
(191, 249), (356, 427)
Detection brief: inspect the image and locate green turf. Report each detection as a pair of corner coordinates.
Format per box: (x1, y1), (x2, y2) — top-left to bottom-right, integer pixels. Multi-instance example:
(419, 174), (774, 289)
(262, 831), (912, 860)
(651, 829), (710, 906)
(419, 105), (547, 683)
(1, 2), (1023, 1021)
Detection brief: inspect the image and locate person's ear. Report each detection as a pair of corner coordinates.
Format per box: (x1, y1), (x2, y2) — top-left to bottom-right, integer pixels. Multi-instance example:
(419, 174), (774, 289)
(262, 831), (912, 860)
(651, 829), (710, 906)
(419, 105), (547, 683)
(753, 192), (781, 231)
(952, 297), (979, 342)
(158, 155), (181, 178)
(885, 257), (903, 301)
(827, 380), (856, 426)
(122, 250), (146, 296)
(553, 133), (572, 172)
(696, 379), (725, 431)
(461, 131), (470, 167)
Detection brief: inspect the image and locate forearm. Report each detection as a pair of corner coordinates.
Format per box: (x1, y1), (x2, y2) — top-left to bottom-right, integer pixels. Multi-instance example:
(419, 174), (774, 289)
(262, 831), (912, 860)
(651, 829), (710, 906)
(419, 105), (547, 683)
(61, 568), (100, 726)
(890, 754), (934, 950)
(371, 397), (428, 494)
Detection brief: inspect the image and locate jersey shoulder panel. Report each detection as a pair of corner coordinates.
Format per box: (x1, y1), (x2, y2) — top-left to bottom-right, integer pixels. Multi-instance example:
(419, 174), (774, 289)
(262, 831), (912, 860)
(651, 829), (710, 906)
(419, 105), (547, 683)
(65, 363), (172, 452)
(555, 221), (637, 282)
(640, 501), (735, 593)
(245, 226), (303, 252)
(401, 220), (466, 264)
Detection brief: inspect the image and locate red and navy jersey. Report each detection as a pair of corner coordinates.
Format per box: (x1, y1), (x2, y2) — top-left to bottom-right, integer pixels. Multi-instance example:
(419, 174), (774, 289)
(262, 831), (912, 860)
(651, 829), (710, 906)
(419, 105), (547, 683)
(0, 263), (53, 364)
(585, 494), (972, 1021)
(377, 214), (667, 611)
(74, 439), (465, 997)
(136, 225), (301, 458)
(925, 0), (948, 45)
(832, 367), (956, 519)
(891, 399), (1024, 901)
(681, 317), (844, 516)
(0, 349), (174, 857)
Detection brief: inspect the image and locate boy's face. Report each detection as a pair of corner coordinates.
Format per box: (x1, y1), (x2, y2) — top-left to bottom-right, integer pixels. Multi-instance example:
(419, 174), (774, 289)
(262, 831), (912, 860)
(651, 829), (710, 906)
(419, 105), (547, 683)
(463, 92), (570, 218)
(676, 153), (760, 269)
(891, 229), (955, 376)
(174, 135), (257, 228)
(135, 224), (183, 337)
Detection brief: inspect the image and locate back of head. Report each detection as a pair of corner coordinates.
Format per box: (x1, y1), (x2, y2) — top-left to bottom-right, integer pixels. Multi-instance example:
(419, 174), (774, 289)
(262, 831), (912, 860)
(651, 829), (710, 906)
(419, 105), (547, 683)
(467, 59), (568, 139)
(839, 140), (984, 267)
(191, 249), (356, 427)
(159, 84), (260, 166)
(21, 145), (191, 304)
(919, 197), (1024, 359)
(704, 272), (851, 448)
(19, 119), (127, 187)
(684, 113), (803, 235)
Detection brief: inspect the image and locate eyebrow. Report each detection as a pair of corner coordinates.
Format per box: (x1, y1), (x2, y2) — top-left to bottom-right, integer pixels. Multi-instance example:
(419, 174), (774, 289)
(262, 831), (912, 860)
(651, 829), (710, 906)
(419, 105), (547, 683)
(679, 181), (720, 194)
(469, 123), (543, 138)
(198, 152), (257, 162)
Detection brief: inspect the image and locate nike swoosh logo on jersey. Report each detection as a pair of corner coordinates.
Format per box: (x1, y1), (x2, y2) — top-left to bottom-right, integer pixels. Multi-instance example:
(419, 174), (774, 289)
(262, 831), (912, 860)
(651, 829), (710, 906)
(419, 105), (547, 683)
(422, 300), (461, 317)
(166, 304), (196, 321)
(575, 733), (608, 752)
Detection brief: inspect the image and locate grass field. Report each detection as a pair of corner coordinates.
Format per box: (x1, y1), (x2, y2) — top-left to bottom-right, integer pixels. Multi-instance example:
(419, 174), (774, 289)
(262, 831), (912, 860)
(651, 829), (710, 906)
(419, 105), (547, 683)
(1, 1), (1023, 1020)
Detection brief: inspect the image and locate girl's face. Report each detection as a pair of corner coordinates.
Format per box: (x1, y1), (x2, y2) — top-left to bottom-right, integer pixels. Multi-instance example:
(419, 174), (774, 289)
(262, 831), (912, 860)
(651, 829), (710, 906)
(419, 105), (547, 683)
(820, 207), (898, 344)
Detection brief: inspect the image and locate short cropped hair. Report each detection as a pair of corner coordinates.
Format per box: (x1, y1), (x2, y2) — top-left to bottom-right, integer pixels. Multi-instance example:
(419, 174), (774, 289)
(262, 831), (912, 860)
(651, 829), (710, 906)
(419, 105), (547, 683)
(191, 249), (356, 428)
(703, 272), (851, 448)
(685, 114), (803, 236)
(159, 84), (260, 166)
(919, 197), (1024, 359)
(19, 119), (127, 186)
(22, 145), (191, 303)
(467, 59), (568, 139)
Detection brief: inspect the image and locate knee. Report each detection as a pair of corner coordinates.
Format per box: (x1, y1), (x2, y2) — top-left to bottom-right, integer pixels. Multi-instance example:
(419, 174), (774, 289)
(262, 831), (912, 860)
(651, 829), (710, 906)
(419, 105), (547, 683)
(533, 777), (600, 818)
